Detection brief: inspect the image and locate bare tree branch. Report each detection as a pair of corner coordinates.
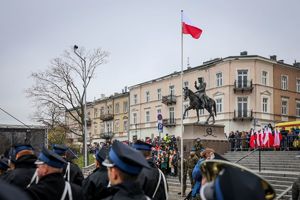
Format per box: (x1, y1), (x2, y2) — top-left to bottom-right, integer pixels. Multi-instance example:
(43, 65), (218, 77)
(26, 46), (109, 138)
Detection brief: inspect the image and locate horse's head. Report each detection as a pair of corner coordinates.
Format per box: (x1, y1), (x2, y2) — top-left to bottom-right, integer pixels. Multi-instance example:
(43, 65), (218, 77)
(183, 87), (189, 100)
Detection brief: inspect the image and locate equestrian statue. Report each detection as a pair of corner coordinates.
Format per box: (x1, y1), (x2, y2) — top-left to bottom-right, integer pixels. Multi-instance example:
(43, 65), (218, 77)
(183, 77), (217, 124)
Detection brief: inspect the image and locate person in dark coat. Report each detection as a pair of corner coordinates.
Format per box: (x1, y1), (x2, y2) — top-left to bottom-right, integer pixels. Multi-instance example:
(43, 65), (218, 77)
(26, 147), (84, 200)
(82, 147), (109, 200)
(133, 140), (168, 200)
(0, 157), (9, 178)
(0, 179), (31, 200)
(3, 144), (37, 189)
(52, 144), (84, 186)
(101, 140), (151, 200)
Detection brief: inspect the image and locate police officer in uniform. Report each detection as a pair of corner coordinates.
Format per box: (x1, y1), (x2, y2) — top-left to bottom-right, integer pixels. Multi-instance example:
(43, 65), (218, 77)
(52, 144), (84, 186)
(133, 140), (168, 200)
(26, 147), (83, 200)
(101, 140), (151, 200)
(4, 144), (37, 189)
(82, 147), (109, 200)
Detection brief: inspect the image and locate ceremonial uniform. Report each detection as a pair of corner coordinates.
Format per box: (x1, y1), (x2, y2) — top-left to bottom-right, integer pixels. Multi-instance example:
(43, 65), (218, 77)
(4, 144), (37, 189)
(133, 140), (168, 200)
(102, 181), (148, 200)
(52, 144), (84, 186)
(26, 147), (84, 200)
(27, 173), (83, 200)
(187, 150), (198, 188)
(0, 179), (31, 200)
(82, 148), (109, 200)
(102, 140), (151, 200)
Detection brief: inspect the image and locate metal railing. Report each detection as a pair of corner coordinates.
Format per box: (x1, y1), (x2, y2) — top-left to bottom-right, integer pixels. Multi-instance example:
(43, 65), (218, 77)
(276, 185), (292, 200)
(235, 148), (261, 172)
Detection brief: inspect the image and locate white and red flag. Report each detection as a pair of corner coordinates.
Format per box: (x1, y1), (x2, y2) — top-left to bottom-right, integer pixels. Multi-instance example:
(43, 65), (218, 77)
(182, 12), (203, 39)
(273, 128), (282, 148)
(249, 129), (256, 149)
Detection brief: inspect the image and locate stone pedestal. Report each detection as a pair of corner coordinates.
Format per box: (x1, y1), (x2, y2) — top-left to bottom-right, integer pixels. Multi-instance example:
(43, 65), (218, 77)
(183, 123), (226, 140)
(178, 123), (229, 157)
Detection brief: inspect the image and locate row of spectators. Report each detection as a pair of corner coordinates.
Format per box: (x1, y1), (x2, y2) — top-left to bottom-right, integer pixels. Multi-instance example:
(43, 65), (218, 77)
(227, 125), (300, 151)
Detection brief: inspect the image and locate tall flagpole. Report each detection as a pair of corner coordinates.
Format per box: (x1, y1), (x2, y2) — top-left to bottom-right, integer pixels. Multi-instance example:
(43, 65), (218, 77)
(180, 9), (184, 197)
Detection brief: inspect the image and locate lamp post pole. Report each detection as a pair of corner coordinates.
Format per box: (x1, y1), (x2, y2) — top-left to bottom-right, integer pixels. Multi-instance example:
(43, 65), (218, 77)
(73, 45), (88, 167)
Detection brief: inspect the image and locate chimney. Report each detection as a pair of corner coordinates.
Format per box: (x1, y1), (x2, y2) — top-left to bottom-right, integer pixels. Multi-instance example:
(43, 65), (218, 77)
(270, 55), (277, 61)
(240, 51), (248, 56)
(125, 86), (128, 92)
(122, 89), (124, 93)
(294, 60), (300, 68)
(101, 94), (105, 98)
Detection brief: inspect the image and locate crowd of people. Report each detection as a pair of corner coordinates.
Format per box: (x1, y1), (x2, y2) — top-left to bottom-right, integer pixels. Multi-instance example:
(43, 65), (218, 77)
(227, 125), (300, 151)
(1, 127), (296, 200)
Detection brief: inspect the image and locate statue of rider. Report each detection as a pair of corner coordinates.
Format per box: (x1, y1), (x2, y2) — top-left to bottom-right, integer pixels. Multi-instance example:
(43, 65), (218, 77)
(194, 77), (208, 108)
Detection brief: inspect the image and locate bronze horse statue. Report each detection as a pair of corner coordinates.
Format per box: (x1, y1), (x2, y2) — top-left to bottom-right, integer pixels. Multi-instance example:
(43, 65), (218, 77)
(183, 87), (217, 124)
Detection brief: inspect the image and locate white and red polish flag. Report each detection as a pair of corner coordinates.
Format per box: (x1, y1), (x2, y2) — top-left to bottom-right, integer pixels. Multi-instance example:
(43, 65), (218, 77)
(250, 129), (256, 149)
(273, 128), (282, 148)
(256, 130), (261, 147)
(263, 128), (270, 147)
(182, 13), (203, 39)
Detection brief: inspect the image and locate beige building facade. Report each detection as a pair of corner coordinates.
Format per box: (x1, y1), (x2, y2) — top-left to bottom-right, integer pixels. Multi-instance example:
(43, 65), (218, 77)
(66, 92), (129, 144)
(129, 53), (300, 139)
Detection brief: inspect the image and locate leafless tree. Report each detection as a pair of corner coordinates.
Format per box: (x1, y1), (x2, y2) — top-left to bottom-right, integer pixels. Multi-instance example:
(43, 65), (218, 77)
(26, 46), (109, 138)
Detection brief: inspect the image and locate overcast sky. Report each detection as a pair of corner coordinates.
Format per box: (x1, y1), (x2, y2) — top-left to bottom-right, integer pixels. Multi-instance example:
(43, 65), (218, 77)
(1, 0), (299, 125)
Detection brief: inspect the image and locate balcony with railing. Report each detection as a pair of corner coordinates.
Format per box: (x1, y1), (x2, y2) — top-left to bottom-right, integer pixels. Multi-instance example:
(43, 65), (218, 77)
(233, 80), (253, 93)
(163, 118), (176, 127)
(100, 113), (114, 121)
(233, 109), (253, 121)
(100, 132), (114, 140)
(162, 94), (176, 105)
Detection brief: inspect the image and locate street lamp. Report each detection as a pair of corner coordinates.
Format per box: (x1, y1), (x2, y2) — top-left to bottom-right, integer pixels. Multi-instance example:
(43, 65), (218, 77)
(73, 45), (88, 167)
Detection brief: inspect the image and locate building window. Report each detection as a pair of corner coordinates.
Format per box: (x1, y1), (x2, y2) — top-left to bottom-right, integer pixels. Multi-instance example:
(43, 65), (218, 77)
(297, 80), (300, 93)
(123, 101), (128, 113)
(184, 104), (189, 118)
(237, 70), (248, 88)
(133, 94), (138, 105)
(100, 107), (104, 115)
(281, 75), (288, 90)
(169, 85), (175, 96)
(184, 81), (189, 88)
(145, 111), (150, 123)
(133, 113), (137, 124)
(157, 109), (161, 114)
(169, 107), (175, 123)
(115, 120), (119, 132)
(94, 108), (98, 118)
(157, 89), (162, 100)
(281, 99), (288, 115)
(262, 71), (268, 86)
(123, 120), (128, 132)
(115, 103), (119, 114)
(237, 97), (248, 117)
(262, 98), (268, 113)
(216, 98), (222, 113)
(216, 73), (223, 87)
(146, 91), (150, 102)
(296, 102), (300, 117)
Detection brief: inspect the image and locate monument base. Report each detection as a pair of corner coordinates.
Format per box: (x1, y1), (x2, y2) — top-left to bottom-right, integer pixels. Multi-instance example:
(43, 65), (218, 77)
(178, 123), (229, 157)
